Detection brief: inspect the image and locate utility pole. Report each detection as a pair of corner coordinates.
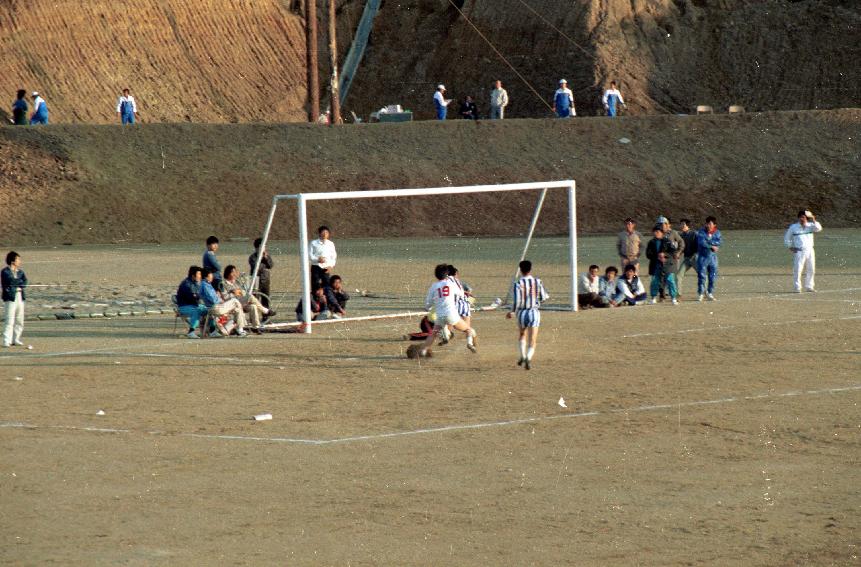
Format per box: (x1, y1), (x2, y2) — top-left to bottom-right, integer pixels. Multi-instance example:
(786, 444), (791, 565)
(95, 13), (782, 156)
(306, 0), (319, 122)
(328, 0), (341, 125)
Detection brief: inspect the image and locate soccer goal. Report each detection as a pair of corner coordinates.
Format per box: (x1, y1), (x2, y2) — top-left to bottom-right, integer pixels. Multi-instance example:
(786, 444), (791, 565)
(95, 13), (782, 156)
(248, 180), (578, 333)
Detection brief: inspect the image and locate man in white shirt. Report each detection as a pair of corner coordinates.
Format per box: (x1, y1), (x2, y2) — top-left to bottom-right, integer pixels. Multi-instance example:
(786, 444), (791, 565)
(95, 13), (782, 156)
(116, 88), (138, 124)
(29, 92), (49, 125)
(489, 80), (509, 119)
(602, 81), (626, 117)
(578, 264), (607, 308)
(415, 264), (476, 358)
(433, 84), (452, 121)
(309, 225), (337, 288)
(552, 79), (575, 118)
(784, 210), (823, 292)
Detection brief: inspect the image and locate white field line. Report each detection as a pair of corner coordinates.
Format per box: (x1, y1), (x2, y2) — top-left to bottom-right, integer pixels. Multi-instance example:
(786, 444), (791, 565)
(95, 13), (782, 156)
(622, 314), (861, 339)
(2, 384), (859, 447)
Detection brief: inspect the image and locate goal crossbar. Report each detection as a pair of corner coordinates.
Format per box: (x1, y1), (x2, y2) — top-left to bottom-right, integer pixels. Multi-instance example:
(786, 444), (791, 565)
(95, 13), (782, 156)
(250, 180), (578, 333)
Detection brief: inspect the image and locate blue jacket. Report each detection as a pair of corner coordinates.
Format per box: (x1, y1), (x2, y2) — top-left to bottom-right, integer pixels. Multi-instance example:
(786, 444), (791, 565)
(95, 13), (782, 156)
(200, 280), (220, 308)
(696, 228), (722, 257)
(176, 277), (202, 307)
(1, 267), (27, 302)
(202, 250), (222, 284)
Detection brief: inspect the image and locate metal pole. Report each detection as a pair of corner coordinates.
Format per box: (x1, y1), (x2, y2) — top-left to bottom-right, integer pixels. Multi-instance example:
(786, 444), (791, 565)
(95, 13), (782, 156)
(328, 0), (341, 125)
(298, 195), (313, 332)
(306, 0), (320, 122)
(568, 183), (578, 312)
(505, 187), (548, 306)
(248, 197), (279, 296)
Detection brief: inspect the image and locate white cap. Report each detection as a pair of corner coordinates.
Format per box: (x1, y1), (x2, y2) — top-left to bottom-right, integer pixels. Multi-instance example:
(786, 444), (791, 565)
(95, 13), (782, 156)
(437, 84), (445, 90)
(559, 79), (567, 84)
(32, 91), (39, 96)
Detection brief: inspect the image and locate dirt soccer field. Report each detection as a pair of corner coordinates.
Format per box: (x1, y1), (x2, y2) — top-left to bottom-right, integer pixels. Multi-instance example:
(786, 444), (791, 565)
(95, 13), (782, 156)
(1, 231), (859, 566)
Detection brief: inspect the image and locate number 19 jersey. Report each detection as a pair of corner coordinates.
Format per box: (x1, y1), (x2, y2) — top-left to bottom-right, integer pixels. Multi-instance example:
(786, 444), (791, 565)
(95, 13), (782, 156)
(426, 279), (457, 319)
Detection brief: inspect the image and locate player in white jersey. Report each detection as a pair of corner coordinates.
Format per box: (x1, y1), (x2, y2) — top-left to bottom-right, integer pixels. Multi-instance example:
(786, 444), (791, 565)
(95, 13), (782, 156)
(417, 264), (477, 357)
(506, 260), (548, 370)
(441, 265), (474, 345)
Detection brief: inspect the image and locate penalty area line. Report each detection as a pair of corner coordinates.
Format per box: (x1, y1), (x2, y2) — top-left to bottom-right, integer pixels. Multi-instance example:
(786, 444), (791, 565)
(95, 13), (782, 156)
(1, 384), (859, 447)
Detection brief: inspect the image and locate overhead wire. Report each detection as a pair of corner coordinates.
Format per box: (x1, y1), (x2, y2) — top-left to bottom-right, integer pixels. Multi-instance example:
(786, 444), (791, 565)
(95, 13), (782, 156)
(445, 0), (554, 113)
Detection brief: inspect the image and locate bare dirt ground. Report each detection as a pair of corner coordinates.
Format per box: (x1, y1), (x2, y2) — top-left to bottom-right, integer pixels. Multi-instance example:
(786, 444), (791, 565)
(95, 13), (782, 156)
(1, 232), (859, 565)
(0, 109), (858, 247)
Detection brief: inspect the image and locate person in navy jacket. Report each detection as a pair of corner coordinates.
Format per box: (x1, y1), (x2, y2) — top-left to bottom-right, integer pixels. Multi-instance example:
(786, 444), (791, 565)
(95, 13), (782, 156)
(2, 251), (28, 347)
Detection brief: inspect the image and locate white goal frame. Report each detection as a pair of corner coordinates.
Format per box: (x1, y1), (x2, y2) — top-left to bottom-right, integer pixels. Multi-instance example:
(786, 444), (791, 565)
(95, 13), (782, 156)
(249, 180), (578, 333)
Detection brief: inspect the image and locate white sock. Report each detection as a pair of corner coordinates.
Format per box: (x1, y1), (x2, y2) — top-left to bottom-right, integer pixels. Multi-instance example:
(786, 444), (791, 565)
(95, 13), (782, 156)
(466, 329), (475, 346)
(519, 339), (527, 359)
(527, 346), (535, 360)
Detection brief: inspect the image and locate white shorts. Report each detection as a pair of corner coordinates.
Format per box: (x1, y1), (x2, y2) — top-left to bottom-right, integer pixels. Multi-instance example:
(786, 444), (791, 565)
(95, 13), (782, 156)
(517, 309), (540, 328)
(434, 312), (462, 328)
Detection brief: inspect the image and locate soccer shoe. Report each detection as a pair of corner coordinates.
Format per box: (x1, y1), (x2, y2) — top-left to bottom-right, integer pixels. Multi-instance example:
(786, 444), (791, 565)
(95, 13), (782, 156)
(707, 293), (716, 301)
(697, 294), (704, 302)
(517, 357), (524, 366)
(186, 331), (200, 339)
(466, 343), (477, 353)
(524, 359), (531, 370)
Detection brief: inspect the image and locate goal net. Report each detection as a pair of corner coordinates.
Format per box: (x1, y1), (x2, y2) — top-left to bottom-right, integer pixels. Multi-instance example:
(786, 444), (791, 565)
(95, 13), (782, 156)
(248, 181), (578, 333)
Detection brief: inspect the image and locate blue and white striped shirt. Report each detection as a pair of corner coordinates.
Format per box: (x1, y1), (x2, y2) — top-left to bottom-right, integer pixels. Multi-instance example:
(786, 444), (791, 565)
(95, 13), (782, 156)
(512, 275), (548, 310)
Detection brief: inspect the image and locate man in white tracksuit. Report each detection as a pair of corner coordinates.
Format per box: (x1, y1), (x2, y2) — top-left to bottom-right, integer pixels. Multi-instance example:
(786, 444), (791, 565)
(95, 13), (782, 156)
(784, 209), (823, 292)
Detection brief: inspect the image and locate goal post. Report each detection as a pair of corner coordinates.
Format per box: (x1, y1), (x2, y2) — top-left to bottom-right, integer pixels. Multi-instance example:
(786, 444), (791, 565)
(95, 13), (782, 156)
(249, 180), (578, 333)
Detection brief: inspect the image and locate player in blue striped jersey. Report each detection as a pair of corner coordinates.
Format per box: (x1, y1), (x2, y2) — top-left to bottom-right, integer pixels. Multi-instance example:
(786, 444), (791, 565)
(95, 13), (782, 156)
(506, 260), (548, 370)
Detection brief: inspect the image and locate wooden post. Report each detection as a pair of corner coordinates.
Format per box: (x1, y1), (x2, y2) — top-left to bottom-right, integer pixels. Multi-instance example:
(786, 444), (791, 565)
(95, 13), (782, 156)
(306, 0), (319, 122)
(328, 0), (341, 125)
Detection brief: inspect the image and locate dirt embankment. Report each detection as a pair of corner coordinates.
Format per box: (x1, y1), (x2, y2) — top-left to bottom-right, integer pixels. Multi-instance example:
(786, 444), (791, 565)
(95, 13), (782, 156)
(0, 109), (858, 245)
(343, 0), (861, 120)
(0, 0), (308, 124)
(1, 1), (857, 125)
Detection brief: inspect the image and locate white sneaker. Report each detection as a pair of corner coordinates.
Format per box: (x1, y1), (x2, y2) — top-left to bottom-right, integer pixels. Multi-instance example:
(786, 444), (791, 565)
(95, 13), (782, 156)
(236, 330), (248, 337)
(707, 293), (716, 301)
(2, 343), (10, 348)
(186, 331), (200, 339)
(649, 298), (657, 305)
(13, 340), (24, 346)
(697, 294), (704, 302)
(671, 298), (679, 305)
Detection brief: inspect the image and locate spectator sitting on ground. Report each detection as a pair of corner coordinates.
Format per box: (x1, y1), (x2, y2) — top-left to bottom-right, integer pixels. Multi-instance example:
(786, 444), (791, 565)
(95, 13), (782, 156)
(578, 264), (608, 308)
(598, 266), (620, 307)
(220, 265), (275, 331)
(616, 264), (648, 305)
(296, 282), (329, 322)
(459, 95), (478, 119)
(201, 268), (247, 337)
(176, 266), (208, 339)
(324, 275), (350, 318)
(202, 235), (223, 290)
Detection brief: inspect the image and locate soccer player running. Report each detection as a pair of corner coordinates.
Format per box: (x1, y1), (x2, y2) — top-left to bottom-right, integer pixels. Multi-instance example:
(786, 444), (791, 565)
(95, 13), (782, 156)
(506, 260), (549, 370)
(419, 264), (477, 357)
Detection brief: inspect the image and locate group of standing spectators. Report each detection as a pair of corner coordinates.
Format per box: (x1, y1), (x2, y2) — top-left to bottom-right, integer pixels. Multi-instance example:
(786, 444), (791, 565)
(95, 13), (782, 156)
(9, 88), (138, 126)
(433, 79), (625, 120)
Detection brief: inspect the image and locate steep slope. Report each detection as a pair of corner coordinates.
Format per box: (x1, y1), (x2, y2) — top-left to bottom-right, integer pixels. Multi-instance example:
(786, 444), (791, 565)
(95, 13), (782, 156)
(0, 0), (308, 124)
(342, 0), (860, 119)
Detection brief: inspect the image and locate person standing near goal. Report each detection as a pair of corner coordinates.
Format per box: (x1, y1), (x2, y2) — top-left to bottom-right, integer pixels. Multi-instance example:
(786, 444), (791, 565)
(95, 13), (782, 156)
(784, 209), (823, 292)
(416, 264), (477, 357)
(507, 260), (548, 370)
(308, 225), (337, 289)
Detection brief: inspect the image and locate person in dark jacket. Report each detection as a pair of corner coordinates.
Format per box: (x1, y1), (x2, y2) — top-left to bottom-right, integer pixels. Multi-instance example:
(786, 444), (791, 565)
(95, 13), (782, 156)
(459, 95), (478, 119)
(676, 218), (699, 294)
(296, 284), (328, 322)
(248, 237), (274, 313)
(11, 90), (28, 125)
(324, 275), (350, 318)
(645, 225), (680, 305)
(176, 266), (207, 338)
(2, 251), (28, 347)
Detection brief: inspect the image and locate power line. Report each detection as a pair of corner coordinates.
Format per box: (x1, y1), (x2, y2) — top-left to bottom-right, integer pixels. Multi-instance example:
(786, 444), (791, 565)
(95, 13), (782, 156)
(445, 0), (554, 113)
